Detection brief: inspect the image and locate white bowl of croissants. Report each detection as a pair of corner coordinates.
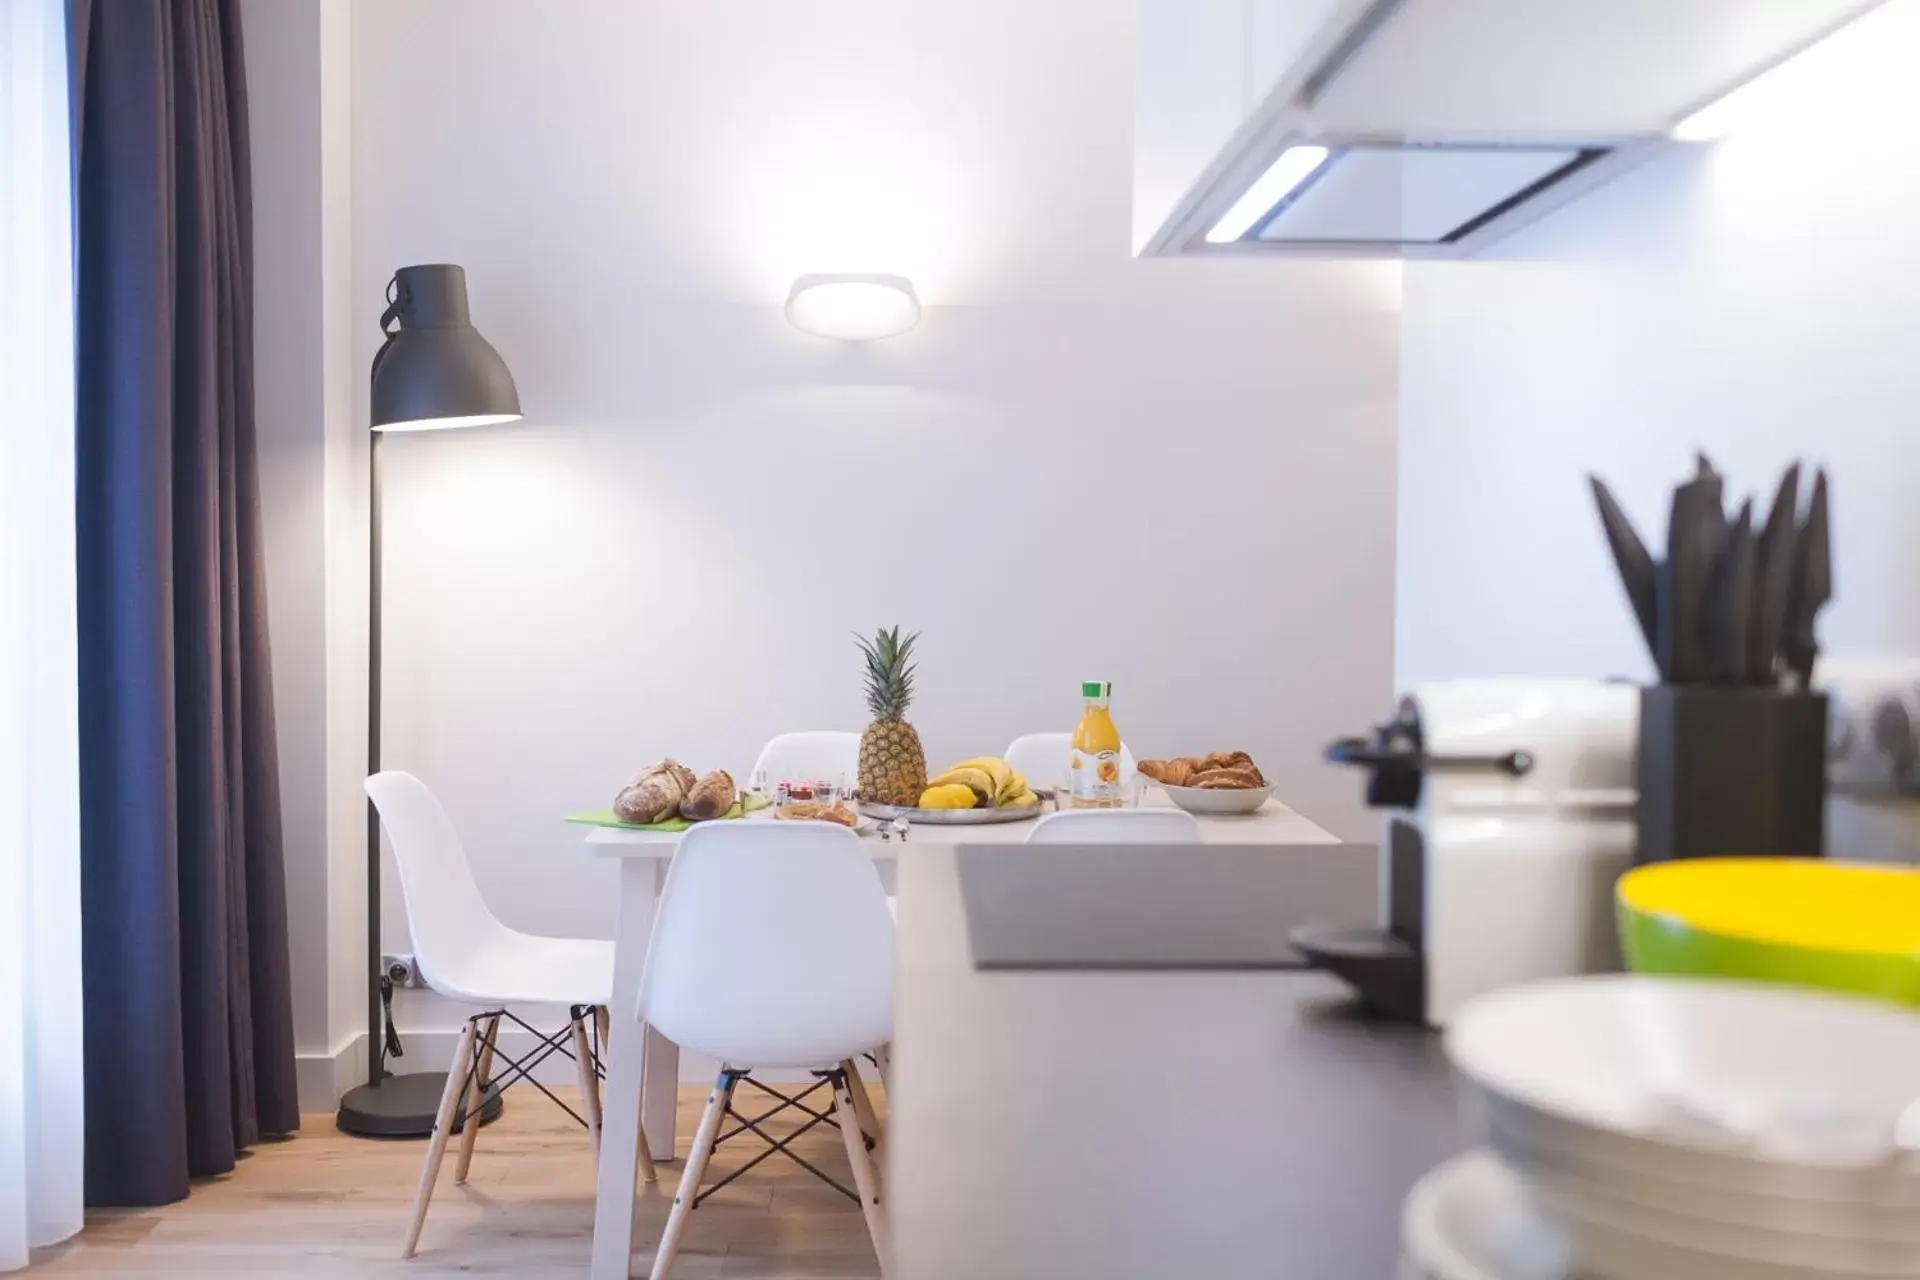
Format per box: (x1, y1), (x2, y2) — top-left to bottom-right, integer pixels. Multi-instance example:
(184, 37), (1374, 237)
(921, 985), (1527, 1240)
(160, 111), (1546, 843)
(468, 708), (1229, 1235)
(1137, 751), (1273, 815)
(613, 759), (737, 824)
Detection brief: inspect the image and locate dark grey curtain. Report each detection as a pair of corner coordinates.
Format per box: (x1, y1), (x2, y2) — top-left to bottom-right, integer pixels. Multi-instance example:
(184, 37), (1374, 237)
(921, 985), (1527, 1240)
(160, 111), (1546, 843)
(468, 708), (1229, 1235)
(72, 0), (299, 1206)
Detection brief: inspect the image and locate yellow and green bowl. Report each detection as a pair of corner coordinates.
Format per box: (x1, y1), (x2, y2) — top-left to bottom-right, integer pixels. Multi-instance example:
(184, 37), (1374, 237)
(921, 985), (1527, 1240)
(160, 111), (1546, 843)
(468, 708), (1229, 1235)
(1617, 857), (1920, 1009)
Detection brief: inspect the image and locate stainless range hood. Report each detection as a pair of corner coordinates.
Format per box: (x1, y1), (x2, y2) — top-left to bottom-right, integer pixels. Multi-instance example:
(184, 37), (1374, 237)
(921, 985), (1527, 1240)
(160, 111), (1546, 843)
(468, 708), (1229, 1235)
(1134, 0), (1889, 258)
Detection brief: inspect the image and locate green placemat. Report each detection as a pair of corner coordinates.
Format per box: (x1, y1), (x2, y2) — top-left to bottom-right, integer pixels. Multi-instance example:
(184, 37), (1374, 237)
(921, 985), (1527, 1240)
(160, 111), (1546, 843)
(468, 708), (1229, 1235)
(567, 793), (770, 831)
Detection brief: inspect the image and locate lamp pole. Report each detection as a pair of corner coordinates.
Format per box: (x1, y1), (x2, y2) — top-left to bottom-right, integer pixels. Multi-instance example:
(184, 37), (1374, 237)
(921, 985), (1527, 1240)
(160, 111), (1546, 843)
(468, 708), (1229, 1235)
(367, 396), (383, 1090)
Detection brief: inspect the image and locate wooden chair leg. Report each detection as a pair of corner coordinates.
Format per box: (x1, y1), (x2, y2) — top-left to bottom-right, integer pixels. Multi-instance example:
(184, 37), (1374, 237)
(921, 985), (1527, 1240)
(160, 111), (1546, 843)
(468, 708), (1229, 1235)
(647, 1070), (737, 1280)
(832, 1069), (893, 1279)
(570, 1011), (603, 1163)
(842, 1057), (885, 1168)
(402, 1019), (478, 1259)
(636, 1118), (658, 1184)
(872, 1043), (892, 1091)
(453, 1014), (500, 1184)
(600, 1005), (657, 1184)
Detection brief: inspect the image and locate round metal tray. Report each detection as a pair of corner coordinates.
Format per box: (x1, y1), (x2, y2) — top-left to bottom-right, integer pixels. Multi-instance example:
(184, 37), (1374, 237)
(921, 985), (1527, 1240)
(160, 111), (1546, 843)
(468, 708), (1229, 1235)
(857, 799), (1048, 826)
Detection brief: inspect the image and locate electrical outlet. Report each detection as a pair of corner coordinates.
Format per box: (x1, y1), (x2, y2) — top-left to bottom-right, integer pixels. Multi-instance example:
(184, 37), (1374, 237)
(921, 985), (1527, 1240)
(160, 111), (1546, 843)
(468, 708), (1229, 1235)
(1819, 658), (1920, 798)
(380, 952), (426, 990)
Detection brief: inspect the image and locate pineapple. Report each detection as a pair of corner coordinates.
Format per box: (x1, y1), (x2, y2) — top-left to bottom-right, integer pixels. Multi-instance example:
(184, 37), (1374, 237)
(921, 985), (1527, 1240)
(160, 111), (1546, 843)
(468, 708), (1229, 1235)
(855, 626), (928, 806)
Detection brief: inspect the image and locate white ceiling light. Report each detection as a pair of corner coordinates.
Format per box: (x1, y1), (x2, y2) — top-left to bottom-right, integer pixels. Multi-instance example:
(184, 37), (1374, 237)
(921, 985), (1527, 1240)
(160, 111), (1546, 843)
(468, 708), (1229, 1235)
(785, 273), (921, 341)
(1204, 145), (1331, 244)
(1673, 3), (1893, 142)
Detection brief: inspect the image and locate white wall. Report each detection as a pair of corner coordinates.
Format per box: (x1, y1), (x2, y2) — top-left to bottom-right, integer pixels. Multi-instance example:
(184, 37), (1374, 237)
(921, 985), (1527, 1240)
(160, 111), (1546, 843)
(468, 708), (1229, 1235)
(246, 0), (364, 1109)
(1398, 1), (1920, 690)
(1396, 1), (1920, 859)
(246, 0), (328, 1078)
(347, 0), (1402, 1050)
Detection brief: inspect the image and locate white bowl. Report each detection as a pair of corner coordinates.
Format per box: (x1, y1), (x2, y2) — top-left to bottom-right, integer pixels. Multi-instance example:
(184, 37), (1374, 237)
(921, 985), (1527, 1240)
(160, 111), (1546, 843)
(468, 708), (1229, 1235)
(1447, 977), (1920, 1182)
(1157, 782), (1274, 815)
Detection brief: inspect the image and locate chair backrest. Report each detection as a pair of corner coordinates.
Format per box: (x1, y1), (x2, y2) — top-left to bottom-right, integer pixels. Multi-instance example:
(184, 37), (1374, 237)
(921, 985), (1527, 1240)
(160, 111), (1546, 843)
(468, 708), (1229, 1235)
(639, 821), (894, 1068)
(365, 771), (514, 995)
(1026, 807), (1204, 844)
(1004, 732), (1137, 791)
(750, 731), (861, 788)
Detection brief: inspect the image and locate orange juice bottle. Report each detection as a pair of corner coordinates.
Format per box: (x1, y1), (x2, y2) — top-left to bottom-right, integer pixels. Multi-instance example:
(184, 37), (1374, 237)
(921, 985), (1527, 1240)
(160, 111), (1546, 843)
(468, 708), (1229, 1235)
(1067, 681), (1123, 809)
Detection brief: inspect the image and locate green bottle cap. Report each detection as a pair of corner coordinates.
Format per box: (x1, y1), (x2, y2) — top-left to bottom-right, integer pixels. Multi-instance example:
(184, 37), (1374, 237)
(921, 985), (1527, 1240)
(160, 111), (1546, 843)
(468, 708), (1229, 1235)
(1081, 681), (1109, 698)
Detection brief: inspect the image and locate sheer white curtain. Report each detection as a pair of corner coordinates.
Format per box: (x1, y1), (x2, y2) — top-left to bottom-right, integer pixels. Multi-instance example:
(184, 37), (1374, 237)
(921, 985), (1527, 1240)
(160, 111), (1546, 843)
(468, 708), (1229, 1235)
(0, 0), (85, 1268)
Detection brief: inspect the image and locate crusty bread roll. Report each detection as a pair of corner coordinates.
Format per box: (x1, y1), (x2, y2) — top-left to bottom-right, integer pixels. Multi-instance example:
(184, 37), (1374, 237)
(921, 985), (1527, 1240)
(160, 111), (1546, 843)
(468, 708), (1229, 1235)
(679, 769), (737, 821)
(614, 759), (692, 824)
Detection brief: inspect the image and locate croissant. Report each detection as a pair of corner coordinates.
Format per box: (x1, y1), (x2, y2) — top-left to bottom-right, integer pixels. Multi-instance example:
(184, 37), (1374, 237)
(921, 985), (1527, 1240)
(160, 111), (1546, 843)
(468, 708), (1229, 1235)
(679, 769), (737, 821)
(1137, 759), (1176, 783)
(1140, 757), (1202, 787)
(613, 758), (693, 824)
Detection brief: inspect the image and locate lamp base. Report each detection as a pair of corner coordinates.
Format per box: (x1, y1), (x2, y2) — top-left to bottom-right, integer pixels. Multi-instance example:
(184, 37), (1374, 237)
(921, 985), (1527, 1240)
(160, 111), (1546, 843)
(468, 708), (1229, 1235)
(336, 1071), (504, 1139)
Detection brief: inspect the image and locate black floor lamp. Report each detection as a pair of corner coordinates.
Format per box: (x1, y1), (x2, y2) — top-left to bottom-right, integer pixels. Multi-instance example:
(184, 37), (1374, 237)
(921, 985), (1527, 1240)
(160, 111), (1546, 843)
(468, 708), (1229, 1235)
(337, 264), (522, 1137)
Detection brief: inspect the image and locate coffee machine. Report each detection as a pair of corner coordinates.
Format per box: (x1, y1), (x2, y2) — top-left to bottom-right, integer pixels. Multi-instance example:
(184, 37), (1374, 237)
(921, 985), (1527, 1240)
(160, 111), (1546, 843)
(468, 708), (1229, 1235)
(1294, 677), (1637, 1028)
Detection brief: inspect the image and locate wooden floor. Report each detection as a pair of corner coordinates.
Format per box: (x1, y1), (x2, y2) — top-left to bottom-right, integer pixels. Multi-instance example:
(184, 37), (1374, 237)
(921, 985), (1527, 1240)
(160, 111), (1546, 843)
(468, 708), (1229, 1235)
(32, 1083), (886, 1279)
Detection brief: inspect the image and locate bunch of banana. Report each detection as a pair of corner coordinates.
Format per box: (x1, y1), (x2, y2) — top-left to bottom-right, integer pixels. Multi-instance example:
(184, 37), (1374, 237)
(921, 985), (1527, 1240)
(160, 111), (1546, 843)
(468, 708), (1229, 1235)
(918, 756), (1039, 810)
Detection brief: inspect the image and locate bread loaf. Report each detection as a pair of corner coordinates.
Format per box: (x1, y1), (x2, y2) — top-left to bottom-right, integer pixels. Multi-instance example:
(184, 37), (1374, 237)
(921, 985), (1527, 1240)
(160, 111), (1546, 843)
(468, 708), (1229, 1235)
(613, 759), (692, 824)
(679, 769), (737, 821)
(1190, 765), (1263, 790)
(663, 760), (697, 796)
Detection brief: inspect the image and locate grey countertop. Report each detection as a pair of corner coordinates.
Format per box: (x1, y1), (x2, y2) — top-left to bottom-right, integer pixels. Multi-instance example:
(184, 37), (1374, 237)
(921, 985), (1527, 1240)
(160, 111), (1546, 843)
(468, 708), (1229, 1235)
(888, 846), (1469, 1279)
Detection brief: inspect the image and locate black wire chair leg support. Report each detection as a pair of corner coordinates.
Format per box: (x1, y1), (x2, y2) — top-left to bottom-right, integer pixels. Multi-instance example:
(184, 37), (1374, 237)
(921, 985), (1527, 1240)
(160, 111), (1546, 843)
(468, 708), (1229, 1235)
(737, 1074), (840, 1129)
(454, 1008), (598, 1130)
(691, 1067), (864, 1207)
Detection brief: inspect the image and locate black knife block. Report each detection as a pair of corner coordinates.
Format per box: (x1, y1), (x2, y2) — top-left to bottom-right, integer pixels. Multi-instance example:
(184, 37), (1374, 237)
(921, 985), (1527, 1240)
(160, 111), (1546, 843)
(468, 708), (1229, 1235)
(1635, 687), (1828, 865)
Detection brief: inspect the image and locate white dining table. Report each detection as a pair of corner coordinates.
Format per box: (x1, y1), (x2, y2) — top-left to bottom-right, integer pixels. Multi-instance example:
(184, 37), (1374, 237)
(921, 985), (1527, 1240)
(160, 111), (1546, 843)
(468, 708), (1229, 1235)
(580, 793), (1339, 1280)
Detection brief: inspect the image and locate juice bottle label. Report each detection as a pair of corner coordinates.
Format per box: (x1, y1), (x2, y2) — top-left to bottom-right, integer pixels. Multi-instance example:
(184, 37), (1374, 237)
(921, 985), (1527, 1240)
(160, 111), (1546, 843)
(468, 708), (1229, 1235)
(1068, 748), (1122, 807)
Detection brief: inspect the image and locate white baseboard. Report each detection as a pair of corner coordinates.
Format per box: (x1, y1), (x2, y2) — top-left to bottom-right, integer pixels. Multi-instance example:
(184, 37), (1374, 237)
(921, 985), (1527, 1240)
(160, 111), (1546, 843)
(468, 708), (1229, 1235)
(295, 1034), (367, 1113)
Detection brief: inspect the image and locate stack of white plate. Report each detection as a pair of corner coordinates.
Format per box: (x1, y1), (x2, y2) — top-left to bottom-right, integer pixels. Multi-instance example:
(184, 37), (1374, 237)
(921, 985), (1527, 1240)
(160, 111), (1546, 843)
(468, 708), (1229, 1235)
(1442, 975), (1920, 1280)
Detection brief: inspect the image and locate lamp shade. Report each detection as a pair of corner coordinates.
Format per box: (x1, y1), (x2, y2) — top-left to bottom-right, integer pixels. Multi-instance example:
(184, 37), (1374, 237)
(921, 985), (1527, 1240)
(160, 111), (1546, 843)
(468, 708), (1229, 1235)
(370, 264), (522, 431)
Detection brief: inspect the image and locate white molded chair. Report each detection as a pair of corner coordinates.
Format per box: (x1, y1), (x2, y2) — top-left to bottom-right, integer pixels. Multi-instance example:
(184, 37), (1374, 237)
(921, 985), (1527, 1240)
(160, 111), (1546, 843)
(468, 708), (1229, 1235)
(754, 730), (896, 922)
(750, 730), (860, 787)
(637, 821), (895, 1280)
(1003, 731), (1137, 792)
(1026, 807), (1204, 844)
(365, 770), (654, 1259)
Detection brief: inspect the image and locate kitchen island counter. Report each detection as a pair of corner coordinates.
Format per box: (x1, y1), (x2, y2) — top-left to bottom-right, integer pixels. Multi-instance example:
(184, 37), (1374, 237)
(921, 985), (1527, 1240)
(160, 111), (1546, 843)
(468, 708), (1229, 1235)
(889, 845), (1467, 1279)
